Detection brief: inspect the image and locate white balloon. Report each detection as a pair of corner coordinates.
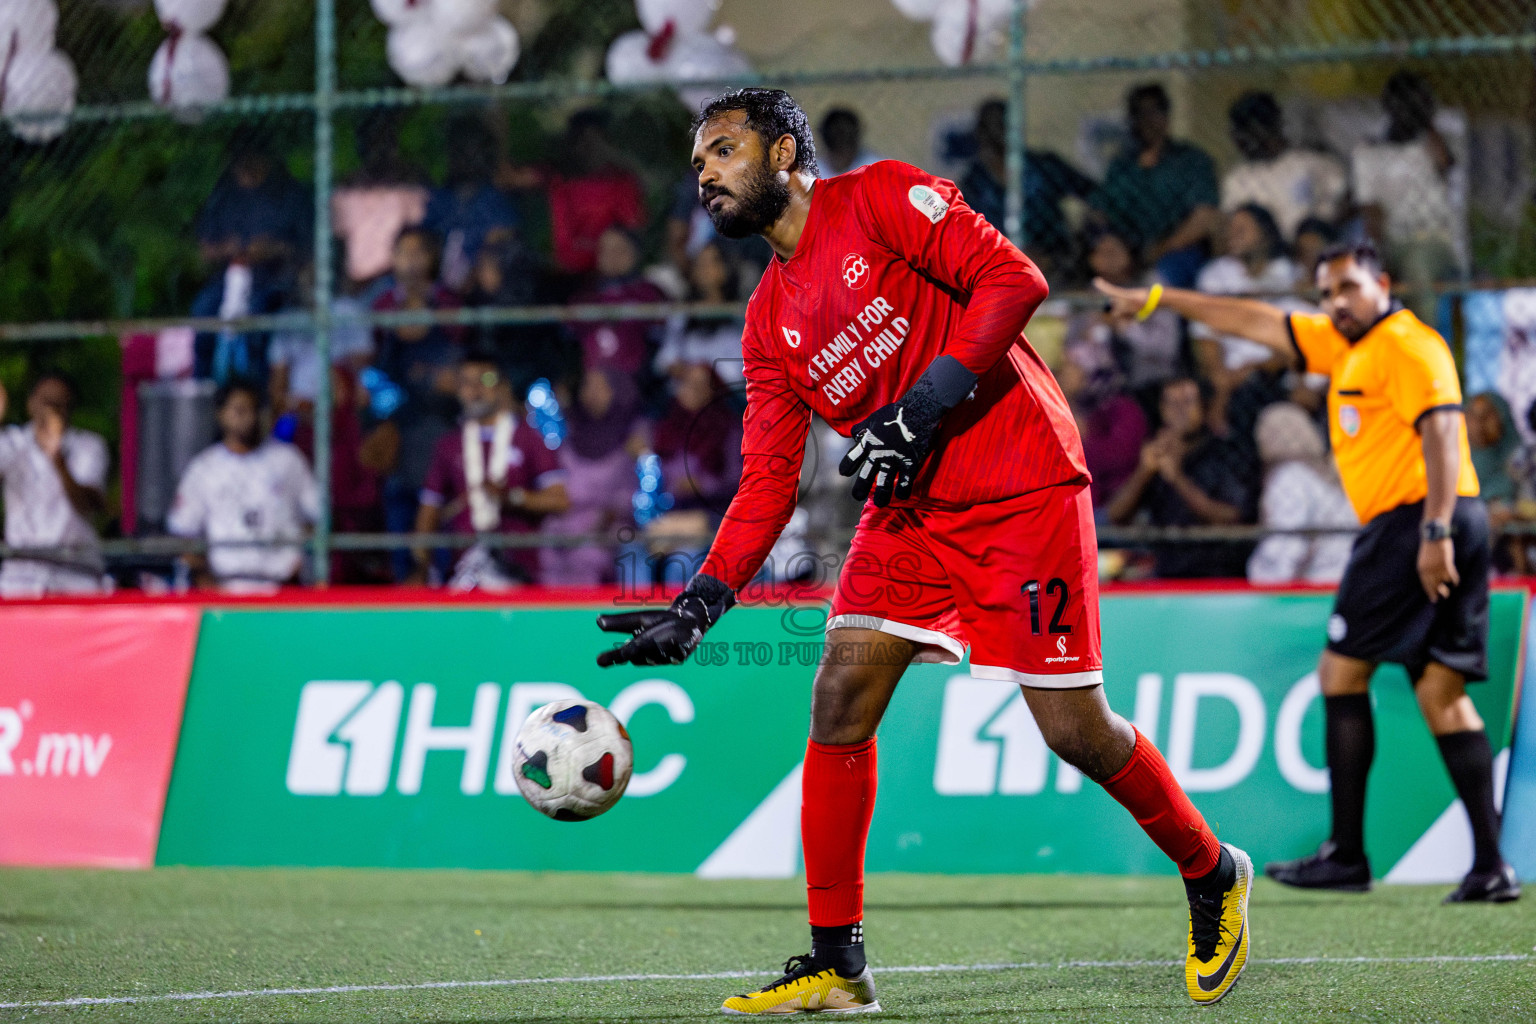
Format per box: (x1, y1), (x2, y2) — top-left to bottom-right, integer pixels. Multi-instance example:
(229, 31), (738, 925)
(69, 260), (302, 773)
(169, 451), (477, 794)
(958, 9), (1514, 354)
(459, 16), (518, 85)
(386, 22), (458, 87)
(0, 0), (59, 58)
(147, 32), (229, 108)
(636, 0), (717, 39)
(604, 30), (660, 86)
(930, 0), (1011, 67)
(890, 0), (942, 20)
(432, 0), (498, 39)
(369, 0), (430, 27)
(606, 28), (748, 109)
(3, 46), (76, 143)
(152, 0), (228, 36)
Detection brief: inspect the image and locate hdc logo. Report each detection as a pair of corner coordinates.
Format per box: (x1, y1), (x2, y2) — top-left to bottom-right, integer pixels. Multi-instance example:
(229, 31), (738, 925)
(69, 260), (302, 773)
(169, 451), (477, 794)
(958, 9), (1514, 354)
(0, 701), (113, 779)
(933, 672), (1327, 796)
(285, 680), (693, 798)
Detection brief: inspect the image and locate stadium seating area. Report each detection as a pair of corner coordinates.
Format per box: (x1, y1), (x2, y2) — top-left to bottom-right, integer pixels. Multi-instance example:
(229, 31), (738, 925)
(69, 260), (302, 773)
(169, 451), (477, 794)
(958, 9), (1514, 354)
(2, 4), (1534, 596)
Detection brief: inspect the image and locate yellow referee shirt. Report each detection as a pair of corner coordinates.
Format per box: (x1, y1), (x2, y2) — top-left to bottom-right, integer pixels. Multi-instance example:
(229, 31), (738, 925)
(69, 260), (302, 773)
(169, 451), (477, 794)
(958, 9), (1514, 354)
(1288, 308), (1479, 525)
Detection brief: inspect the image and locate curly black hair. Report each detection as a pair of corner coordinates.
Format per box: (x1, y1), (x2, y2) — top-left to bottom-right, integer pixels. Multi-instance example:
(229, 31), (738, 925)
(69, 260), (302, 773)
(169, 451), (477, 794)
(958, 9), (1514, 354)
(691, 88), (819, 177)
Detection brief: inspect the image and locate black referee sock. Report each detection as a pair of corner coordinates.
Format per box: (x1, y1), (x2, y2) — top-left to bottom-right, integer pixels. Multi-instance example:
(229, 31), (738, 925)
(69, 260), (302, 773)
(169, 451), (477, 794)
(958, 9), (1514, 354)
(810, 921), (866, 975)
(1324, 694), (1374, 864)
(1435, 729), (1504, 874)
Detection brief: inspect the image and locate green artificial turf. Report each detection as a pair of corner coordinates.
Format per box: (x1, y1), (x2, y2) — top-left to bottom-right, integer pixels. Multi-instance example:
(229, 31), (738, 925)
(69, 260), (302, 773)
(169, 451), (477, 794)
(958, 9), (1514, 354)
(0, 869), (1531, 1022)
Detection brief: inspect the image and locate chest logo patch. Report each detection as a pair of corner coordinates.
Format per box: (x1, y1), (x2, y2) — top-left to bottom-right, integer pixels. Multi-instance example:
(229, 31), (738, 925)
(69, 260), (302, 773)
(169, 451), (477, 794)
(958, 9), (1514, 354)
(782, 326), (802, 349)
(841, 253), (870, 290)
(908, 184), (950, 224)
(1339, 404), (1361, 437)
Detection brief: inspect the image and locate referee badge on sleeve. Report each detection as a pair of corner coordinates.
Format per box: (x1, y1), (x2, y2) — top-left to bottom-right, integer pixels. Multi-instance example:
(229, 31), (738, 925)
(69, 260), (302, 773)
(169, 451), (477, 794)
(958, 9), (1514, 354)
(1338, 405), (1361, 437)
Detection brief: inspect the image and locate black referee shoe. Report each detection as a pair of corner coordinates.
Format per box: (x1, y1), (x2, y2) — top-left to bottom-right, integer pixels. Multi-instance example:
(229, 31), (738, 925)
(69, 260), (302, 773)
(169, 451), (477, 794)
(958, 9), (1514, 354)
(1443, 863), (1521, 904)
(1264, 841), (1372, 892)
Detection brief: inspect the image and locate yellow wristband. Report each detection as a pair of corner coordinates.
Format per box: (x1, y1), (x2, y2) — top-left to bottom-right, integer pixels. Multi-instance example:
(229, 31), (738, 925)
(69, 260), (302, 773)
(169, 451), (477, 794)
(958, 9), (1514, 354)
(1135, 283), (1164, 322)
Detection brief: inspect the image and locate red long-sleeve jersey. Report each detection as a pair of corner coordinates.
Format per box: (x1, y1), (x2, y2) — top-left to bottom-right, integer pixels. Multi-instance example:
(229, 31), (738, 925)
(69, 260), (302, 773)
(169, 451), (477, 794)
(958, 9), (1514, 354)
(699, 160), (1088, 591)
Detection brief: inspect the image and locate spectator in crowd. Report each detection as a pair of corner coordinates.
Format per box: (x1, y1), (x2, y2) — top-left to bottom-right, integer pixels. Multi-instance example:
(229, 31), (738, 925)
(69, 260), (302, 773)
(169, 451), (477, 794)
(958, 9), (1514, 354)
(816, 107), (883, 177)
(1292, 216), (1337, 290)
(1221, 91), (1347, 242)
(423, 116), (521, 293)
(1351, 71), (1459, 295)
(642, 362), (743, 580)
(0, 374), (109, 597)
(1246, 402), (1356, 584)
(1092, 83), (1220, 288)
(540, 367), (649, 586)
(463, 239), (570, 395)
(503, 109), (647, 278)
(268, 262), (381, 580)
(1106, 375), (1258, 578)
(1467, 391), (1522, 571)
(168, 380), (318, 591)
(331, 110), (429, 292)
(961, 98), (1096, 275)
(196, 138), (312, 288)
(1055, 346), (1148, 511)
(368, 226), (464, 579)
(1192, 203), (1301, 438)
(1065, 224), (1182, 402)
(571, 226), (668, 378)
(656, 241), (746, 386)
(414, 353), (569, 589)
(269, 261), (375, 418)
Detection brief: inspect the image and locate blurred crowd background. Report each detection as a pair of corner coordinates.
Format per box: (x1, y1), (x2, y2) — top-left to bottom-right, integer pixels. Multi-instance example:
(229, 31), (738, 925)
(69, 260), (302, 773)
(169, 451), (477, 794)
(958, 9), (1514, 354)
(3, 0), (1536, 596)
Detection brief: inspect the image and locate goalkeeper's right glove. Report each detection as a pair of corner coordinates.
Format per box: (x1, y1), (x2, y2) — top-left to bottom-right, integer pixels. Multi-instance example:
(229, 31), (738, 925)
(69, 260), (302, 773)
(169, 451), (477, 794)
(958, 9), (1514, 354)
(595, 573), (735, 667)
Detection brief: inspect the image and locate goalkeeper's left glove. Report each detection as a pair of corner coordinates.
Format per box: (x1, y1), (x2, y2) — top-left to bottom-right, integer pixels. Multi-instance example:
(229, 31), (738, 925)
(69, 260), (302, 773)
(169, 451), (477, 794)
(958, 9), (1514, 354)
(839, 354), (978, 507)
(595, 573), (735, 667)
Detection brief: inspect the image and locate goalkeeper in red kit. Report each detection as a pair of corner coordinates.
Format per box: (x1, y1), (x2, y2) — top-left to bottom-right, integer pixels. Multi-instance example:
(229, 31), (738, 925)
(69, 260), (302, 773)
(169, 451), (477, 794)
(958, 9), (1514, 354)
(596, 89), (1252, 1014)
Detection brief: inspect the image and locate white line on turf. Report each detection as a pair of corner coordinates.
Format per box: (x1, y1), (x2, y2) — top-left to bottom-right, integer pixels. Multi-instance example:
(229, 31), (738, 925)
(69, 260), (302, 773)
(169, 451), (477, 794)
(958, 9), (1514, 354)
(0, 955), (1528, 1010)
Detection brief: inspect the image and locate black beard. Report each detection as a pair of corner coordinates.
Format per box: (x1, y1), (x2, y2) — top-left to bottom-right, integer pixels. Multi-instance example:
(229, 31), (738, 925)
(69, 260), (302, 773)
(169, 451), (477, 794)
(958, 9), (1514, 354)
(702, 157), (791, 239)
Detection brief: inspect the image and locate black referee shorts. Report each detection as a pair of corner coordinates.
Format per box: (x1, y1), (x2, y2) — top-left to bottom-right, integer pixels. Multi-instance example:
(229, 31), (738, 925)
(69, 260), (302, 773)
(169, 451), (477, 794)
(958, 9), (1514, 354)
(1326, 498), (1491, 683)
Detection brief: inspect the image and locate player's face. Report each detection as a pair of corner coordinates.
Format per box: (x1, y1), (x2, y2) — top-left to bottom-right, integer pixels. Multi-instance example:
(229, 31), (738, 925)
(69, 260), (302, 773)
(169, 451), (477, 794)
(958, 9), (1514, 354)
(691, 112), (792, 239)
(1315, 256), (1391, 341)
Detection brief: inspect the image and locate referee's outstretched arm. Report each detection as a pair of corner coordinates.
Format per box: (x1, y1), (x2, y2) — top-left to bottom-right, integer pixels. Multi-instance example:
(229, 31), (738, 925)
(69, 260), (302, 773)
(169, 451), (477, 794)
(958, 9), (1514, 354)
(1093, 277), (1296, 364)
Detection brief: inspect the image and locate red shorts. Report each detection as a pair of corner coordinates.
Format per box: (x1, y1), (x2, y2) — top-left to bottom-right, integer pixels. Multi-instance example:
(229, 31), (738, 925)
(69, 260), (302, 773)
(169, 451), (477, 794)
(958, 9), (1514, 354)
(827, 484), (1103, 688)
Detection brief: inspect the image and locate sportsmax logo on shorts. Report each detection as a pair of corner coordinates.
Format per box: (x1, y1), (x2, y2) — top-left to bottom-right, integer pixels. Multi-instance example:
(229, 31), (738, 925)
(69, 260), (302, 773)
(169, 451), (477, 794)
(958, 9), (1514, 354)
(0, 701), (113, 780)
(285, 680), (692, 799)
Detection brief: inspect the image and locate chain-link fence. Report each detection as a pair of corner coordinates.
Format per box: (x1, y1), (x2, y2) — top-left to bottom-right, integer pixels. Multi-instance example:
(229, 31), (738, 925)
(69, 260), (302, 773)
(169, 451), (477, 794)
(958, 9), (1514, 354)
(1, 0), (1533, 594)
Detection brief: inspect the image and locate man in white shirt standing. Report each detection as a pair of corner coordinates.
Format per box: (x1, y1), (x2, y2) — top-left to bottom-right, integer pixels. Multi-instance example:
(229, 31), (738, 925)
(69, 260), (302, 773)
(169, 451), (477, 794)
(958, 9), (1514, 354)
(0, 374), (110, 597)
(168, 380), (319, 591)
(1221, 91), (1347, 244)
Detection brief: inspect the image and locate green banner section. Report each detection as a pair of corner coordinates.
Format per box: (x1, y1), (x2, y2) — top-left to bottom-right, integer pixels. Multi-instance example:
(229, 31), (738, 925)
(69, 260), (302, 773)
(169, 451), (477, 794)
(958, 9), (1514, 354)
(158, 593), (1524, 877)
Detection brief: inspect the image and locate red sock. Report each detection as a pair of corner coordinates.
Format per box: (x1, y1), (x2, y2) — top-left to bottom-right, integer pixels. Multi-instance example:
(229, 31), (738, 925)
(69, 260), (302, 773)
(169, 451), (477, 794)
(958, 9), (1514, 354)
(802, 737), (877, 927)
(1102, 728), (1221, 879)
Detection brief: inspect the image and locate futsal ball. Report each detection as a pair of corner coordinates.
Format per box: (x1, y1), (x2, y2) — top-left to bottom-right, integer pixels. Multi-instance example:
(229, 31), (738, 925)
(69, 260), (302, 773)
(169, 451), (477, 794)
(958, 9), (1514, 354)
(512, 699), (633, 821)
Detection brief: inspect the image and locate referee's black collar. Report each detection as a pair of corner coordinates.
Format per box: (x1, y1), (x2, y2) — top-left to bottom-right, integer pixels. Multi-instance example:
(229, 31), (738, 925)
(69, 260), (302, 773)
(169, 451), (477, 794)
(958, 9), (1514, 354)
(1349, 299), (1406, 345)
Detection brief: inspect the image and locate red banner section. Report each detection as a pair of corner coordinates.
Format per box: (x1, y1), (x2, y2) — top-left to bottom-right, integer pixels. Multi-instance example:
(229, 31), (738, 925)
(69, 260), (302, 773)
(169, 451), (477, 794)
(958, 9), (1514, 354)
(0, 606), (200, 867)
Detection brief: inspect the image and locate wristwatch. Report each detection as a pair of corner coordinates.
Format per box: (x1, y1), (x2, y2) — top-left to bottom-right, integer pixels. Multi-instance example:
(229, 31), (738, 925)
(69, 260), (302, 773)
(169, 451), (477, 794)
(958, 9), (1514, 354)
(1421, 520), (1453, 542)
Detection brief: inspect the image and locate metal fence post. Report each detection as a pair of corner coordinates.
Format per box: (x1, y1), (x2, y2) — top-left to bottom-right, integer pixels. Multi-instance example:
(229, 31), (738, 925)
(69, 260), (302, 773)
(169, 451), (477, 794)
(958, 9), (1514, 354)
(312, 0), (337, 585)
(1003, 0), (1028, 249)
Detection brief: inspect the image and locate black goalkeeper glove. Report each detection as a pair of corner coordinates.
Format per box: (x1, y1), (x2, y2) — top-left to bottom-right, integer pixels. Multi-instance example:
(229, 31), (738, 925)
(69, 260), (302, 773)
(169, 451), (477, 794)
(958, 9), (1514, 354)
(595, 573), (736, 667)
(839, 354), (978, 507)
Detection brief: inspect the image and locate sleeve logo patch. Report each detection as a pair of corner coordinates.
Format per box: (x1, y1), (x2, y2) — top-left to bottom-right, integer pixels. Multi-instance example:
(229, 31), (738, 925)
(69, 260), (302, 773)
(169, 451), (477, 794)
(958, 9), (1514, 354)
(908, 184), (950, 224)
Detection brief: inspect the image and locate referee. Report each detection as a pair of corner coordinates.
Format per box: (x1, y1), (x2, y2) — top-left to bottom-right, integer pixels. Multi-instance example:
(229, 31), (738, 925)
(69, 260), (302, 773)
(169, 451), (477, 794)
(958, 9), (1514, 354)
(1096, 241), (1519, 904)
